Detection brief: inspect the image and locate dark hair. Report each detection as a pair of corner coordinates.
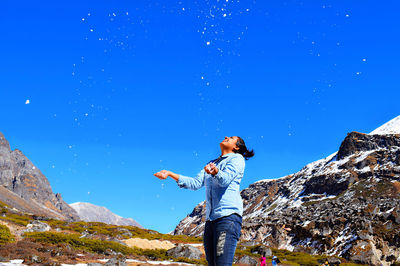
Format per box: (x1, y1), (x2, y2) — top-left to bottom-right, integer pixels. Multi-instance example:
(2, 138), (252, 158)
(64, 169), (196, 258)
(235, 136), (254, 160)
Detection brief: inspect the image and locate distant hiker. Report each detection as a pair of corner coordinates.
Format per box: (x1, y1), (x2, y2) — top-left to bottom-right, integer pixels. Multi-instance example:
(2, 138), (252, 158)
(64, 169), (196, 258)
(321, 259), (329, 266)
(154, 136), (254, 266)
(272, 255), (280, 266)
(259, 254), (266, 266)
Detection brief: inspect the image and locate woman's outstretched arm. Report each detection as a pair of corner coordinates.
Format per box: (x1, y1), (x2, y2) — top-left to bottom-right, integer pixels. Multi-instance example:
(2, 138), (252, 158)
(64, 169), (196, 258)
(154, 169), (205, 190)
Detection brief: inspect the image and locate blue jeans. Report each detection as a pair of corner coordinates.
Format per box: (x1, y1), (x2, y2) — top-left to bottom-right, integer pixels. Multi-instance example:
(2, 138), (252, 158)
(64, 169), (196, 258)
(204, 213), (242, 266)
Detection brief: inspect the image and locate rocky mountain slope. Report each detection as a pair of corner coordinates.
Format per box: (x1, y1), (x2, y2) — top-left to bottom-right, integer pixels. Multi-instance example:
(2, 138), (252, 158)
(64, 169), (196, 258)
(173, 116), (400, 266)
(0, 132), (78, 221)
(70, 202), (142, 228)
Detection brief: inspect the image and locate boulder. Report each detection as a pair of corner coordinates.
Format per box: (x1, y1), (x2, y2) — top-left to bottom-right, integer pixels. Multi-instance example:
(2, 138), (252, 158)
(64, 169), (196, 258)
(251, 245), (272, 257)
(347, 241), (381, 266)
(23, 220), (50, 233)
(167, 244), (202, 260)
(117, 228), (132, 238)
(105, 257), (126, 266)
(327, 257), (342, 265)
(240, 241), (259, 247)
(24, 255), (42, 264)
(236, 255), (258, 265)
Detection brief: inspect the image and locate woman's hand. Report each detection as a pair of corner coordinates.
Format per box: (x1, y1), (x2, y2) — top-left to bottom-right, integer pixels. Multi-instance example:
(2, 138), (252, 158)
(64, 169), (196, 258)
(154, 170), (170, 180)
(154, 170), (180, 181)
(204, 163), (219, 175)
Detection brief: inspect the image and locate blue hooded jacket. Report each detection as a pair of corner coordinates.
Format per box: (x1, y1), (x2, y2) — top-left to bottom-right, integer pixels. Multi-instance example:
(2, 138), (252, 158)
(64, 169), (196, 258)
(177, 152), (245, 221)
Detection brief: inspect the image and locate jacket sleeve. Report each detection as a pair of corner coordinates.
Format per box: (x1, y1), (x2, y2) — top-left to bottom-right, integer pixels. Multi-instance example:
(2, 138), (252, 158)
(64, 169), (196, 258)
(213, 155), (245, 187)
(177, 169), (206, 191)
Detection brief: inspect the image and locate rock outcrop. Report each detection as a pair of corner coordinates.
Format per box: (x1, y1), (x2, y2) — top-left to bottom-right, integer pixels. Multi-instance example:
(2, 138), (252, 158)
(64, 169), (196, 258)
(173, 116), (400, 266)
(0, 132), (78, 221)
(166, 244), (202, 260)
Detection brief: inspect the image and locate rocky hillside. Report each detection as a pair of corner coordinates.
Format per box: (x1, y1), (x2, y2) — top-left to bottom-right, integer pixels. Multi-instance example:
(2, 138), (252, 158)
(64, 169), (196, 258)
(70, 202), (142, 228)
(173, 116), (400, 266)
(0, 132), (78, 221)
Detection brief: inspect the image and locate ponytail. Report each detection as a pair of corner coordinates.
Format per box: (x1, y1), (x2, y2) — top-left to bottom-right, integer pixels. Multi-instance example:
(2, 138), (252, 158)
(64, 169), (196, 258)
(235, 136), (254, 160)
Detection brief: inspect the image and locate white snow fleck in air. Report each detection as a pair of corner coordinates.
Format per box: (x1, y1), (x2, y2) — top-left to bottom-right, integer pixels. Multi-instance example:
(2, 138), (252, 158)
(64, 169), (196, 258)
(223, 13), (227, 17)
(126, 12), (129, 15)
(87, 13), (91, 16)
(88, 191), (90, 195)
(201, 76), (204, 80)
(52, 165), (55, 168)
(206, 41), (211, 45)
(356, 72), (361, 75)
(345, 14), (350, 17)
(362, 58), (367, 62)
(182, 7), (185, 11)
(81, 18), (85, 21)
(32, 166), (36, 170)
(68, 145), (72, 149)
(25, 99), (30, 104)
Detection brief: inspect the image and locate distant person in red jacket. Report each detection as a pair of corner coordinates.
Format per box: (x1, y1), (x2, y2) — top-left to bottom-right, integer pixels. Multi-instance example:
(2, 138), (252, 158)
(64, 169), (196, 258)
(259, 255), (266, 266)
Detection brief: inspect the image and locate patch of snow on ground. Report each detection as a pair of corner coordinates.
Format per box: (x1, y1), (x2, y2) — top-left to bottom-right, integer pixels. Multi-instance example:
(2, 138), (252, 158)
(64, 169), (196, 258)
(328, 228), (358, 256)
(386, 207), (395, 213)
(290, 198), (303, 208)
(255, 175), (288, 183)
(0, 260), (25, 266)
(279, 236), (294, 251)
(358, 166), (371, 173)
(354, 150), (375, 163)
(59, 259), (196, 266)
(303, 220), (311, 227)
(186, 243), (203, 247)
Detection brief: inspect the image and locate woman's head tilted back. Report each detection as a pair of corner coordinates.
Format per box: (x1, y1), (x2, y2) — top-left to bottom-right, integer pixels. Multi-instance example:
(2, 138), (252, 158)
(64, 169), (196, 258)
(220, 136), (254, 160)
(234, 136), (254, 160)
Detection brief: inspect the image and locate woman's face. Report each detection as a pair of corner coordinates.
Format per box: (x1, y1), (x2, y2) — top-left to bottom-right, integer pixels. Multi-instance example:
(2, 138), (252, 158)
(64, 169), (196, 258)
(220, 136), (239, 152)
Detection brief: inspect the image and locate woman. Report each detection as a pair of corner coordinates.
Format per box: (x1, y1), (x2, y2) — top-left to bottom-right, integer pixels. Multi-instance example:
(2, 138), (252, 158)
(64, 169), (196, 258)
(154, 136), (254, 266)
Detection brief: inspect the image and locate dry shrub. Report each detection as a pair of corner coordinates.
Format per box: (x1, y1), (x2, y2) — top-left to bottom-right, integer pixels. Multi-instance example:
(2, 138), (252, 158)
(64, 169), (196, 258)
(0, 224), (13, 244)
(0, 239), (100, 265)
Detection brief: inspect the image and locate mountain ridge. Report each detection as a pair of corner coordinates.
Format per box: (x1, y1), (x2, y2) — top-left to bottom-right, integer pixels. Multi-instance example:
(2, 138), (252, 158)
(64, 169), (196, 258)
(173, 116), (400, 266)
(70, 201), (142, 228)
(0, 132), (78, 221)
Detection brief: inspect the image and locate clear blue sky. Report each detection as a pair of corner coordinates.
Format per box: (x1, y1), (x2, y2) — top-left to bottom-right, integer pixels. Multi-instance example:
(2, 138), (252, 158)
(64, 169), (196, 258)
(1, 0), (399, 233)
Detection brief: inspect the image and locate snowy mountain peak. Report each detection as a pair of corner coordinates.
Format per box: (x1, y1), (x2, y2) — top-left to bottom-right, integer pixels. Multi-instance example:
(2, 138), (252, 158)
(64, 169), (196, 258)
(70, 202), (142, 228)
(370, 115), (400, 135)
